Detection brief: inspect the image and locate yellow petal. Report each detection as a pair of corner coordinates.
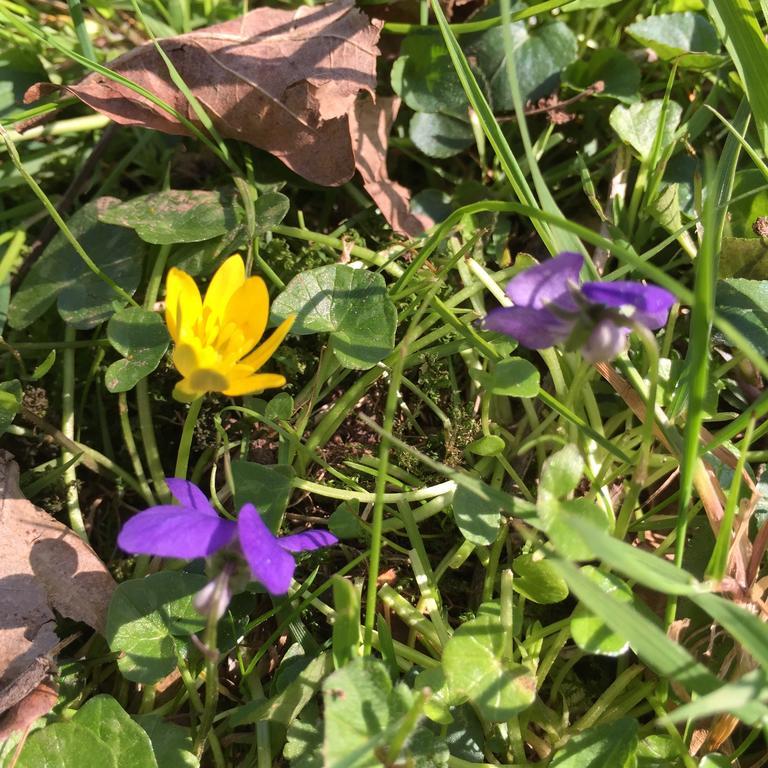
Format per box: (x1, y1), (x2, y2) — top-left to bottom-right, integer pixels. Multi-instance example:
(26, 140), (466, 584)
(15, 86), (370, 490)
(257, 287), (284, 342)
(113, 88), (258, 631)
(222, 373), (287, 397)
(203, 255), (245, 319)
(173, 343), (200, 378)
(188, 368), (230, 393)
(172, 378), (206, 403)
(165, 268), (201, 342)
(240, 315), (295, 372)
(223, 276), (269, 352)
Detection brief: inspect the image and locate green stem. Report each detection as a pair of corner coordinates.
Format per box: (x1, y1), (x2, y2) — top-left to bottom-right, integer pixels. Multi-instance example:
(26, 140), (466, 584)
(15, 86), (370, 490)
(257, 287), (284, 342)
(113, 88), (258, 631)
(62, 326), (87, 540)
(136, 379), (169, 500)
(66, 0), (95, 59)
(175, 397), (204, 479)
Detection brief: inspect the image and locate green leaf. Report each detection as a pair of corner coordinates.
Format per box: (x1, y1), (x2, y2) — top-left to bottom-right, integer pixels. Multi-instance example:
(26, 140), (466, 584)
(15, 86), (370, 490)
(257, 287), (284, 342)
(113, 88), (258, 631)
(720, 238), (768, 279)
(231, 460), (295, 533)
(105, 308), (170, 393)
(332, 576), (361, 667)
(74, 695), (157, 768)
(271, 265), (397, 370)
(564, 49), (641, 103)
(409, 112), (474, 159)
(391, 30), (469, 116)
(562, 0), (621, 8)
(609, 100), (683, 161)
(133, 715), (198, 768)
(284, 718), (323, 768)
(0, 50), (46, 118)
(626, 13), (722, 68)
(31, 350), (56, 381)
(570, 567), (632, 656)
(253, 192), (290, 231)
(105, 571), (207, 684)
(726, 169), (768, 239)
(539, 444), (583, 498)
(323, 657), (448, 768)
(442, 614), (536, 721)
(540, 498), (613, 561)
(551, 558), (768, 724)
(512, 553), (569, 604)
(452, 482), (502, 546)
(15, 722), (118, 768)
(468, 21), (578, 107)
(99, 189), (238, 245)
(549, 718), (638, 767)
(8, 198), (144, 330)
(483, 357), (540, 397)
(0, 379), (21, 437)
(230, 652), (332, 727)
(465, 434), (505, 456)
(715, 279), (768, 356)
(703, 0), (768, 156)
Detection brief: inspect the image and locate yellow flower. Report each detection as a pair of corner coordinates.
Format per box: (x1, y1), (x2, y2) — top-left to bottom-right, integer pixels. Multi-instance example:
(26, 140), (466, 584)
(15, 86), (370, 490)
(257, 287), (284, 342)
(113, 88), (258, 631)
(164, 255), (294, 402)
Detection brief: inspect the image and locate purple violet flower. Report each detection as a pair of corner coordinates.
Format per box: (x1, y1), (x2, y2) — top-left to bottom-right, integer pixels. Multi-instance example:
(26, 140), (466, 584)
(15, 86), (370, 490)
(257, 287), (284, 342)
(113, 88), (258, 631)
(483, 252), (676, 362)
(117, 478), (338, 596)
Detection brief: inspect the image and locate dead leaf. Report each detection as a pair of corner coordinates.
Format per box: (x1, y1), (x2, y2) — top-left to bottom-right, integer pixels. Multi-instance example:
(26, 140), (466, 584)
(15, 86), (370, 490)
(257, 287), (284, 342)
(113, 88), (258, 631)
(349, 95), (433, 237)
(0, 451), (115, 714)
(0, 682), (58, 740)
(25, 1), (381, 189)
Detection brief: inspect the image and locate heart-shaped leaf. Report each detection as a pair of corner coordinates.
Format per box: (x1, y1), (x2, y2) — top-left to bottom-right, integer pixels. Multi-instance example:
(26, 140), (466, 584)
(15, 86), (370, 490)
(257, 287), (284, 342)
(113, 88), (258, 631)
(609, 100), (683, 161)
(105, 308), (170, 393)
(452, 483), (502, 546)
(105, 571), (207, 684)
(99, 189), (239, 245)
(442, 613), (536, 721)
(715, 279), (768, 356)
(8, 198), (144, 330)
(271, 265), (397, 370)
(409, 112), (474, 159)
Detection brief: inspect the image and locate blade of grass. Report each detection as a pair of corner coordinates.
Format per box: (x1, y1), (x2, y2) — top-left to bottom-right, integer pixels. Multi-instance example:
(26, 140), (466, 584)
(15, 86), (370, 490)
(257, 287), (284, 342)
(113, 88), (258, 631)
(428, 0), (570, 256)
(703, 0), (768, 154)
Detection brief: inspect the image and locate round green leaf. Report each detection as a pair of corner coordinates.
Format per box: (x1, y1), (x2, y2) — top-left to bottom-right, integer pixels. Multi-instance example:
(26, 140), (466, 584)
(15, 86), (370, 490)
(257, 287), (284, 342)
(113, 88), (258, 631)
(626, 12), (722, 69)
(452, 483), (502, 546)
(8, 198), (144, 330)
(134, 715), (199, 768)
(271, 265), (397, 370)
(409, 112), (474, 159)
(609, 100), (683, 161)
(487, 357), (540, 398)
(442, 614), (536, 721)
(99, 189), (238, 244)
(564, 49), (640, 103)
(74, 695), (158, 768)
(540, 497), (613, 561)
(539, 444), (584, 498)
(391, 30), (469, 116)
(468, 21), (578, 108)
(571, 566), (633, 656)
(253, 192), (290, 231)
(105, 571), (207, 683)
(549, 717), (638, 767)
(715, 279), (768, 357)
(15, 722), (118, 768)
(512, 553), (569, 604)
(105, 308), (170, 393)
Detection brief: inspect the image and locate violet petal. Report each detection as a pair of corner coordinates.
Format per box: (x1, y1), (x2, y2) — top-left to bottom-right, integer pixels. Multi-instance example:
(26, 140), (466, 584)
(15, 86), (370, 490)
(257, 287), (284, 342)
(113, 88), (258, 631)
(237, 503), (296, 596)
(581, 319), (630, 362)
(505, 252), (583, 309)
(484, 306), (573, 349)
(279, 529), (338, 553)
(117, 506), (236, 558)
(581, 281), (676, 329)
(166, 477), (218, 516)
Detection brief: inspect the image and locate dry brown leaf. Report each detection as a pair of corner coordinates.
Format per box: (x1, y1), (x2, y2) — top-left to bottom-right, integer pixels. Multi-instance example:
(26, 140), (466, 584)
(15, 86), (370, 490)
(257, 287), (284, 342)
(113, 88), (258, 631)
(0, 451), (115, 714)
(25, 1), (381, 189)
(0, 682), (58, 740)
(349, 95), (433, 237)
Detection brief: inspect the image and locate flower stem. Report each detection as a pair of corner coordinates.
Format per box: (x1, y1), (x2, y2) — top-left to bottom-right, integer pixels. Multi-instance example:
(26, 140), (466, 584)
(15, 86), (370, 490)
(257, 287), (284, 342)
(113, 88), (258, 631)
(175, 397), (204, 479)
(62, 326), (87, 540)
